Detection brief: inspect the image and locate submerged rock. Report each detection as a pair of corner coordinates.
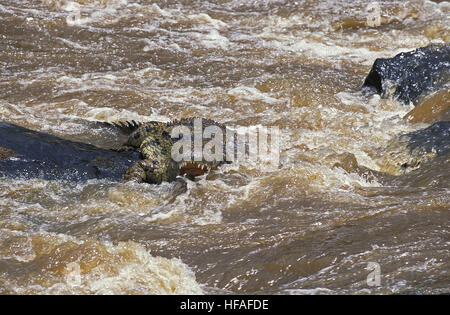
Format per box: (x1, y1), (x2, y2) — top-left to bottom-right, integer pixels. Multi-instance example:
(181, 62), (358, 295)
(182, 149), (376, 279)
(392, 154), (450, 188)
(0, 122), (140, 181)
(363, 43), (450, 105)
(406, 121), (450, 156)
(403, 89), (450, 124)
(326, 151), (380, 183)
(377, 121), (450, 175)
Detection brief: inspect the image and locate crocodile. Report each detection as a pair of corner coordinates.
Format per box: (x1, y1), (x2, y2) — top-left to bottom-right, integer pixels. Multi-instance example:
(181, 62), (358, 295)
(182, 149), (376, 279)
(0, 118), (231, 184)
(107, 117), (231, 184)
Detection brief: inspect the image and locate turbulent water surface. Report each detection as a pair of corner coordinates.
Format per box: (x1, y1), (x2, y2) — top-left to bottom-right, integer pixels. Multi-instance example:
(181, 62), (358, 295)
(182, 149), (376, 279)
(0, 0), (449, 294)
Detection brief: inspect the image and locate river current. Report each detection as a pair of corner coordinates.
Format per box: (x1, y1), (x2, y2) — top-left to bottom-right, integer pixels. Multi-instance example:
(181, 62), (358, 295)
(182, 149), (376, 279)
(0, 0), (448, 294)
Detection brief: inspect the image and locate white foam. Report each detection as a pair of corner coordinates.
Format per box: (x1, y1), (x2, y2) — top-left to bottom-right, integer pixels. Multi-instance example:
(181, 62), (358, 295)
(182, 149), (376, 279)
(147, 3), (172, 17)
(246, 3), (447, 66)
(283, 287), (334, 295)
(187, 13), (227, 29)
(0, 230), (203, 294)
(228, 86), (283, 104)
(85, 107), (170, 124)
(60, 0), (129, 26)
(144, 209), (179, 223)
(190, 29), (230, 50)
(141, 38), (185, 53)
(56, 37), (92, 50)
(288, 91), (418, 173)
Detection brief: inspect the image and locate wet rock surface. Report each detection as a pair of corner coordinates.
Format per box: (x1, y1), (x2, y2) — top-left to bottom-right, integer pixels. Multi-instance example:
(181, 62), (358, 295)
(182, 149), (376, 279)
(0, 122), (140, 181)
(403, 89), (450, 124)
(363, 43), (450, 105)
(405, 121), (450, 156)
(363, 43), (449, 175)
(379, 122), (450, 175)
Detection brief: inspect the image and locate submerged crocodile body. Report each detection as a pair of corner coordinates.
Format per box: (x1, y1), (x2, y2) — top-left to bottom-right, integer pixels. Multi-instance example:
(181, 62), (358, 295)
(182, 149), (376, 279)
(109, 117), (230, 184)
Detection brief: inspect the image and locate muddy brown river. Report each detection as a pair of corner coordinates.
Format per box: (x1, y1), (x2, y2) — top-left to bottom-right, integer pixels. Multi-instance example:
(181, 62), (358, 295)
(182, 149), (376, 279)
(0, 0), (449, 294)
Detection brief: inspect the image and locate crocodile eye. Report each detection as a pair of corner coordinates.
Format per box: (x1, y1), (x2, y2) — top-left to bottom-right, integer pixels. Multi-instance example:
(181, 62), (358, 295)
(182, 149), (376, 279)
(143, 164), (153, 171)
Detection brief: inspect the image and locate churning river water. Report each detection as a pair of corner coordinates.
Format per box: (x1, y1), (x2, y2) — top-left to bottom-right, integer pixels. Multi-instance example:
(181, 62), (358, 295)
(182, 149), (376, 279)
(0, 0), (449, 294)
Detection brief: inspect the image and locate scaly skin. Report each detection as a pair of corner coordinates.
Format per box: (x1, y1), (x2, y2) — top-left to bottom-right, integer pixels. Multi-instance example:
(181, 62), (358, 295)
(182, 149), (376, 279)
(0, 146), (15, 160)
(111, 117), (229, 184)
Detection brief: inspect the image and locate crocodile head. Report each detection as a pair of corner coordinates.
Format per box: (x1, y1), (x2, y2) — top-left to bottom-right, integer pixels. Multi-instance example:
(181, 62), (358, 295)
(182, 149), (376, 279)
(120, 117), (227, 184)
(122, 154), (219, 184)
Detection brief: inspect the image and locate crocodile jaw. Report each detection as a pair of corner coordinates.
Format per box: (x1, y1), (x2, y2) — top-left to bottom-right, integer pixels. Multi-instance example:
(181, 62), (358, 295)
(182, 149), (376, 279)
(179, 161), (211, 177)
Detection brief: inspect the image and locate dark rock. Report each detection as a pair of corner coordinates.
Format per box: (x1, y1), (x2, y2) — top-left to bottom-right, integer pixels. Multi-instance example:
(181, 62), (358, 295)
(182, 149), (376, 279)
(392, 154), (450, 188)
(379, 121), (450, 175)
(363, 43), (450, 105)
(403, 121), (450, 156)
(0, 122), (140, 181)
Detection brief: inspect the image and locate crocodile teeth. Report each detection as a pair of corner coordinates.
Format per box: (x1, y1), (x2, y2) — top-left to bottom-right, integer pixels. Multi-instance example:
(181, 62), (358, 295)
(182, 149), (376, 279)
(178, 161), (210, 172)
